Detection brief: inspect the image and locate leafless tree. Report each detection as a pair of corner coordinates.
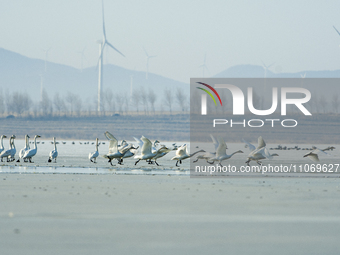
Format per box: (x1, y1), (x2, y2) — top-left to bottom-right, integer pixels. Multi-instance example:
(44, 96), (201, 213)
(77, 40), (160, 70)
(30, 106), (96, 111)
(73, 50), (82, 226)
(0, 89), (4, 115)
(332, 94), (339, 114)
(32, 102), (39, 118)
(140, 89), (149, 115)
(104, 88), (115, 114)
(8, 92), (32, 116)
(250, 89), (261, 112)
(85, 97), (93, 116)
(176, 88), (186, 112)
(164, 88), (173, 114)
(54, 93), (66, 116)
(124, 94), (129, 114)
(148, 89), (156, 114)
(312, 94), (319, 113)
(74, 96), (82, 117)
(116, 95), (125, 115)
(191, 88), (200, 114)
(40, 88), (52, 116)
(65, 92), (77, 116)
(132, 90), (141, 113)
(319, 95), (327, 113)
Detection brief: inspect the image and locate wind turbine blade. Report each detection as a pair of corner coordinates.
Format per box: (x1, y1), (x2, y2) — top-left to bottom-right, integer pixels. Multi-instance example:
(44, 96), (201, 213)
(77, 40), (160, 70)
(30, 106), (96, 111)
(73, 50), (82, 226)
(107, 41), (125, 57)
(261, 60), (267, 69)
(143, 47), (149, 57)
(333, 26), (340, 37)
(102, 0), (106, 39)
(149, 55), (157, 58)
(267, 62), (275, 69)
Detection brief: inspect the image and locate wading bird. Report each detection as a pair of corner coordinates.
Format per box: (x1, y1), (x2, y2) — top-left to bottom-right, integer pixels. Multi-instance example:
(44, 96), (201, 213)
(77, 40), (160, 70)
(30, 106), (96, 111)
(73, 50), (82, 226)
(0, 135), (16, 162)
(48, 137), (58, 163)
(23, 135), (41, 163)
(17, 134), (30, 162)
(0, 135), (7, 154)
(89, 138), (99, 163)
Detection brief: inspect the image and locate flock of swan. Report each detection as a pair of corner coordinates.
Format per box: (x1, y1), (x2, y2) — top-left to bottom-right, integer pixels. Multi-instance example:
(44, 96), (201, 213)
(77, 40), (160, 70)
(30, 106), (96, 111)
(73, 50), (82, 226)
(0, 132), (335, 167)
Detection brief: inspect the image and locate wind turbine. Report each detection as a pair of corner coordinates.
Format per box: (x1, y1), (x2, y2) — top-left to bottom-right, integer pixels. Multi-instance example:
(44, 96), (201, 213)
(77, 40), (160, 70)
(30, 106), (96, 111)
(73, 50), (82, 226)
(97, 0), (125, 112)
(143, 47), (156, 80)
(261, 61), (275, 78)
(333, 26), (340, 45)
(199, 54), (208, 77)
(300, 72), (306, 88)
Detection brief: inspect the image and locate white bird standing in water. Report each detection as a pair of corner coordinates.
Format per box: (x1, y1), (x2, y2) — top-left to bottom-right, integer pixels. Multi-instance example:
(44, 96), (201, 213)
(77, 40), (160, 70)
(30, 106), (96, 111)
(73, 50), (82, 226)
(0, 135), (7, 154)
(48, 137), (58, 163)
(89, 138), (99, 163)
(9, 135), (16, 162)
(0, 135), (15, 162)
(23, 135), (41, 163)
(17, 134), (30, 162)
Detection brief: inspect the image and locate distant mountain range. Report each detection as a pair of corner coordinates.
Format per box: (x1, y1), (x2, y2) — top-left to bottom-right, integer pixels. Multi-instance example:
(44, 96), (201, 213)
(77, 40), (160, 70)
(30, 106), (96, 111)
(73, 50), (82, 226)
(1, 47), (340, 106)
(0, 48), (189, 107)
(214, 64), (340, 78)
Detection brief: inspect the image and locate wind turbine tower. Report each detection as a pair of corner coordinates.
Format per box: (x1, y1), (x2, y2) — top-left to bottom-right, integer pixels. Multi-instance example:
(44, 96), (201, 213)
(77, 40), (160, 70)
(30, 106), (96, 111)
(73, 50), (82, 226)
(199, 54), (208, 77)
(143, 47), (156, 80)
(97, 0), (125, 112)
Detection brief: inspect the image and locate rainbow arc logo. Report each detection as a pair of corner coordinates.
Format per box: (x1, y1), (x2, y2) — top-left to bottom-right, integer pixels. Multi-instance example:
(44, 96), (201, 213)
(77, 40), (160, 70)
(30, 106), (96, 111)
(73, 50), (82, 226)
(196, 82), (223, 106)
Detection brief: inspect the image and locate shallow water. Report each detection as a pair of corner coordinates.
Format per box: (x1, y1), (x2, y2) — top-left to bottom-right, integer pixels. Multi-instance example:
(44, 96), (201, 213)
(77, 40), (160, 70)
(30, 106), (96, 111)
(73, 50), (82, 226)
(0, 139), (339, 176)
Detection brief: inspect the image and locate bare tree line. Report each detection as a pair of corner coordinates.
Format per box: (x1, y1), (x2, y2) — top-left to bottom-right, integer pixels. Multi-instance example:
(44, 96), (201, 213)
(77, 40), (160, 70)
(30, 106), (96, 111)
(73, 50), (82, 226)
(0, 87), (189, 118)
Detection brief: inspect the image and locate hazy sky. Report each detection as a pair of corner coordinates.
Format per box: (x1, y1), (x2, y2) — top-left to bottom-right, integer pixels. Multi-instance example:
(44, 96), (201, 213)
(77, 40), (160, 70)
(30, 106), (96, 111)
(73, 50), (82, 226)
(1, 0), (340, 83)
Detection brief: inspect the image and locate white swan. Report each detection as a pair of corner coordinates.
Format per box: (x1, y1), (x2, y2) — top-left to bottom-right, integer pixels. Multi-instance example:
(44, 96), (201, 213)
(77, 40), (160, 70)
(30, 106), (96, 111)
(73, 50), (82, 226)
(193, 134), (219, 163)
(89, 138), (99, 163)
(103, 131), (134, 165)
(134, 136), (169, 165)
(303, 148), (330, 162)
(48, 137), (58, 163)
(0, 135), (7, 154)
(151, 145), (172, 166)
(17, 134), (30, 162)
(23, 135), (41, 163)
(171, 144), (205, 167)
(208, 137), (243, 166)
(0, 135), (15, 162)
(245, 137), (278, 165)
(242, 138), (256, 152)
(9, 135), (16, 162)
